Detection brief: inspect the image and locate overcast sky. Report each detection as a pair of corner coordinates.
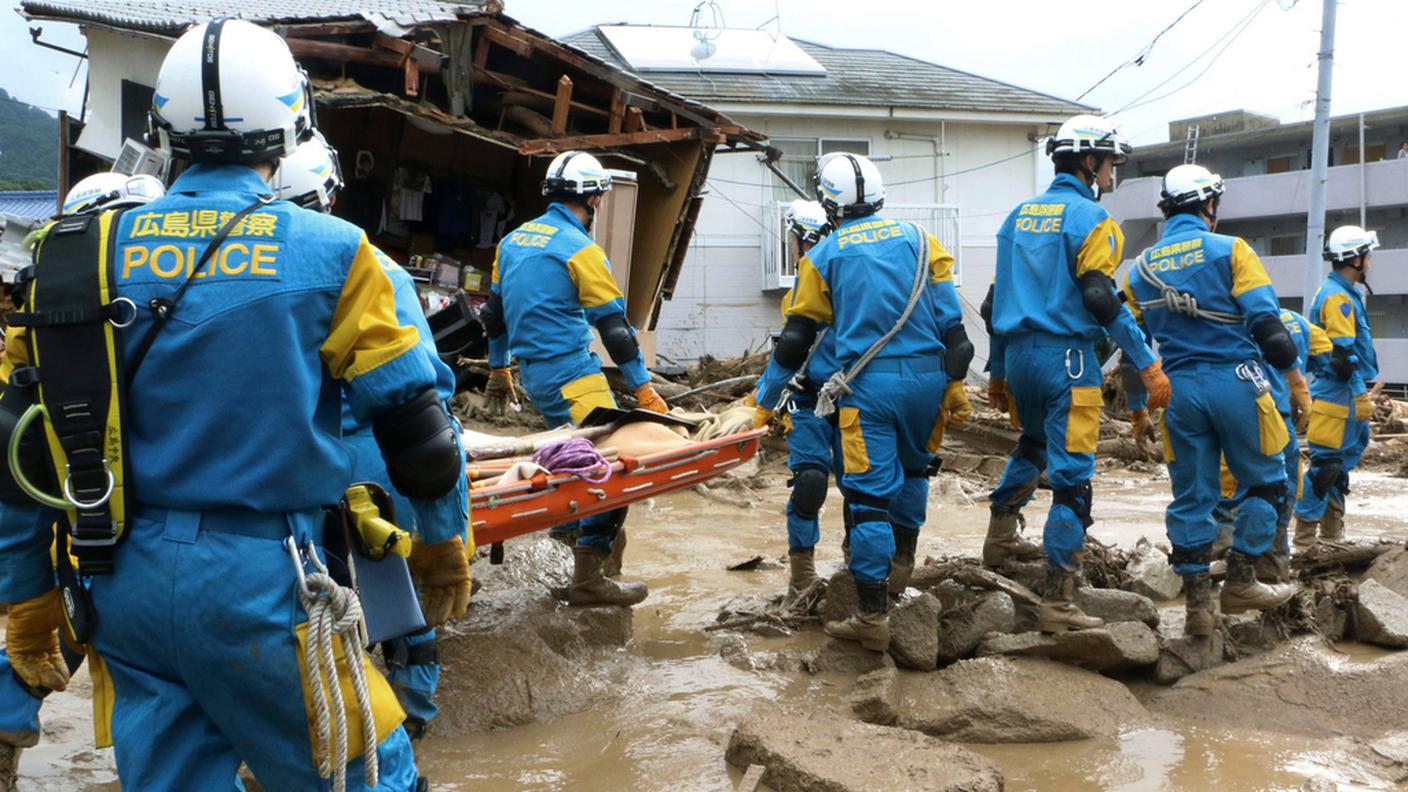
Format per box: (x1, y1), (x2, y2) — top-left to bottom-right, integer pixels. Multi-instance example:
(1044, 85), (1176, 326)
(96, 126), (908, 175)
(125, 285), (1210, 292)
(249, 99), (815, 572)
(2, 0), (1404, 145)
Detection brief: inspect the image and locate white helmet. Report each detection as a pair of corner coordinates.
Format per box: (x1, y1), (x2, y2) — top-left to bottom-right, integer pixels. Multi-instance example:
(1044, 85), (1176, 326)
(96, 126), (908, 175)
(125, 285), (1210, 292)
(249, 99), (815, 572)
(784, 199), (828, 245)
(541, 151), (612, 196)
(149, 20), (314, 164)
(1046, 114), (1132, 165)
(1159, 164), (1224, 211)
(271, 130), (344, 212)
(815, 153), (885, 219)
(1324, 225), (1380, 264)
(62, 172), (166, 215)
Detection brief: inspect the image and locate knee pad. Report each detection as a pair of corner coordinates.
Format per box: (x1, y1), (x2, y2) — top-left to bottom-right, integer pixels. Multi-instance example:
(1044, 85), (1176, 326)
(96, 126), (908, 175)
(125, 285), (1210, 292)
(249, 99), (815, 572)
(1169, 542), (1213, 569)
(1051, 481), (1094, 529)
(1311, 459), (1344, 498)
(1014, 434), (1047, 468)
(788, 465), (829, 519)
(373, 389), (462, 500)
(1245, 481), (1289, 522)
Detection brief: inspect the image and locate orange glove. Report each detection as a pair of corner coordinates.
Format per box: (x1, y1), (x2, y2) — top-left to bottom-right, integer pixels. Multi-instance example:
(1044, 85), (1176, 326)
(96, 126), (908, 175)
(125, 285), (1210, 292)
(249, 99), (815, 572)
(1287, 370), (1312, 433)
(743, 393), (758, 408)
(752, 406), (775, 428)
(6, 589), (68, 692)
(635, 383), (669, 414)
(1141, 359), (1172, 411)
(1131, 409), (1152, 453)
(484, 367), (516, 415)
(1355, 392), (1374, 422)
(941, 381), (972, 426)
(408, 536), (472, 627)
(988, 379), (1009, 414)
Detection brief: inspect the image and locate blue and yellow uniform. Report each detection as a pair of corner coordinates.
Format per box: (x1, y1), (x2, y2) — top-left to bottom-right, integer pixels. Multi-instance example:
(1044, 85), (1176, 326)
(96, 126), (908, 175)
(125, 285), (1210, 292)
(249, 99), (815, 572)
(488, 202), (648, 550)
(782, 217), (959, 584)
(1124, 213), (1289, 574)
(1295, 270), (1375, 523)
(987, 173), (1156, 570)
(0, 164), (468, 789)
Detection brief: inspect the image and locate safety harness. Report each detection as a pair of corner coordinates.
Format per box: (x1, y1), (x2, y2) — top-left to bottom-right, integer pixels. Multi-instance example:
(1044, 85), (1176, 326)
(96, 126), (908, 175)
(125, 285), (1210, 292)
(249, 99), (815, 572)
(1132, 248), (1242, 325)
(814, 223), (928, 418)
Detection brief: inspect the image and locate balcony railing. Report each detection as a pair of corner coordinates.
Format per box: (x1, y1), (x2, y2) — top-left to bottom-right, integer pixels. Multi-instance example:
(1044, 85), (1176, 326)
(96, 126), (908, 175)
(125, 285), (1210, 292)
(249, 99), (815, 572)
(761, 202), (962, 291)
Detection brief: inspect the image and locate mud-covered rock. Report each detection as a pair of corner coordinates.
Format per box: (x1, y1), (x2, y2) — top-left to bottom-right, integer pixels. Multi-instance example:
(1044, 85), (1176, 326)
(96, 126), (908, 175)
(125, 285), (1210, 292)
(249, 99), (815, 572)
(805, 638), (895, 676)
(1225, 615), (1280, 657)
(888, 592), (940, 671)
(1299, 778), (1339, 792)
(938, 592), (1016, 663)
(435, 587), (632, 733)
(891, 656), (1149, 742)
(1316, 595), (1350, 641)
(821, 568), (858, 625)
(849, 666), (898, 725)
(1364, 546), (1408, 599)
(1154, 633), (1224, 685)
(471, 534), (573, 594)
(720, 635), (799, 673)
(1127, 539), (1182, 602)
(1074, 587), (1159, 628)
(1354, 579), (1408, 648)
(1151, 636), (1408, 737)
(976, 621), (1159, 672)
(1355, 731), (1408, 784)
(726, 712), (1004, 792)
(1002, 560), (1047, 597)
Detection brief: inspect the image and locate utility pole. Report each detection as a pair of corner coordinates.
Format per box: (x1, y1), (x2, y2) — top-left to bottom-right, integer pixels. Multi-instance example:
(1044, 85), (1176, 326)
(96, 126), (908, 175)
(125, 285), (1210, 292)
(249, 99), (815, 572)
(1302, 0), (1337, 314)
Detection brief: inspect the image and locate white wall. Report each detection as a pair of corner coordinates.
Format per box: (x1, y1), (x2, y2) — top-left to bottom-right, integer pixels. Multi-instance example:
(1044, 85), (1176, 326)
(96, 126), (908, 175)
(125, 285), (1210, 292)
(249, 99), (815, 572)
(76, 28), (170, 161)
(657, 112), (1045, 372)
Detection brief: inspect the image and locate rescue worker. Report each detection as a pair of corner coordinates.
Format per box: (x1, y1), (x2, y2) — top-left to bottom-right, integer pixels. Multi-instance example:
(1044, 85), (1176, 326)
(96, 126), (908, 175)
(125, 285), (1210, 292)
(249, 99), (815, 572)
(1, 21), (469, 790)
(0, 171), (166, 788)
(1123, 164), (1298, 637)
(760, 153), (971, 651)
(984, 115), (1170, 633)
(482, 150), (668, 608)
(276, 132), (452, 741)
(1294, 225), (1380, 550)
(752, 199), (840, 598)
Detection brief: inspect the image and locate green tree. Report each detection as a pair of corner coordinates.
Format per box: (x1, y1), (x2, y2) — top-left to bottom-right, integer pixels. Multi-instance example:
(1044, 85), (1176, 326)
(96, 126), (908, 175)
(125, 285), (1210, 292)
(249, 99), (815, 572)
(0, 90), (58, 190)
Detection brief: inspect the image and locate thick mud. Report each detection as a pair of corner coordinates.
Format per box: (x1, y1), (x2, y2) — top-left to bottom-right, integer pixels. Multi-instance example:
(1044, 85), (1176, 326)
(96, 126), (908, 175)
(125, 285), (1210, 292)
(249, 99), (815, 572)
(14, 467), (1408, 791)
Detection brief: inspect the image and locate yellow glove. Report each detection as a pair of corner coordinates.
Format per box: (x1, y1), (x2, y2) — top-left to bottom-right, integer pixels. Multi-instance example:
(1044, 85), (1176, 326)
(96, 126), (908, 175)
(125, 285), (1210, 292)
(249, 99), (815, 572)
(1131, 409), (1152, 453)
(988, 379), (1020, 429)
(635, 383), (669, 414)
(1288, 371), (1313, 433)
(941, 381), (972, 427)
(6, 589), (68, 692)
(743, 393), (758, 408)
(484, 367), (516, 415)
(1355, 392), (1374, 422)
(752, 406), (775, 429)
(1141, 359), (1172, 411)
(408, 536), (471, 627)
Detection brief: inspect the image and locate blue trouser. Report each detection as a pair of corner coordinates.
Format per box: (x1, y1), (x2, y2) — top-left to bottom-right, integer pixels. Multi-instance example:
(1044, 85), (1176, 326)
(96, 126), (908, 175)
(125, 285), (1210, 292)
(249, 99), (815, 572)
(1164, 363), (1287, 575)
(383, 629), (439, 732)
(520, 349), (624, 551)
(88, 508), (419, 791)
(784, 398), (843, 551)
(835, 357), (945, 584)
(1216, 413), (1299, 553)
(0, 652), (41, 747)
(1295, 398), (1370, 522)
(992, 333), (1103, 571)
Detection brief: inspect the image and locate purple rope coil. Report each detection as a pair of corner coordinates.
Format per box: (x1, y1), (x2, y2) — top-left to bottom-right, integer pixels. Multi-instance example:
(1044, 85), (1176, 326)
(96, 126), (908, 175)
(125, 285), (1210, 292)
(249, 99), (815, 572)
(532, 438), (613, 484)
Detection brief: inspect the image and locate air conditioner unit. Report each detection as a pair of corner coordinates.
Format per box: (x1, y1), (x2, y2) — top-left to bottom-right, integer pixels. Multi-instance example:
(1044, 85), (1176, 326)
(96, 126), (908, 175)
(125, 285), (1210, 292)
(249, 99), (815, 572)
(112, 138), (170, 180)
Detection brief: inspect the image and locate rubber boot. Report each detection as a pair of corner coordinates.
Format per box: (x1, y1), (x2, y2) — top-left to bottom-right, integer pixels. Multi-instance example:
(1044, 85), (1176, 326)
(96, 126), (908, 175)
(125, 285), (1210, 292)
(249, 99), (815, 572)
(566, 545), (647, 607)
(1220, 551), (1295, 614)
(1293, 516), (1319, 553)
(0, 743), (19, 792)
(787, 547), (819, 598)
(1256, 522), (1291, 583)
(981, 508), (1043, 568)
(1037, 566), (1104, 633)
(889, 527), (919, 596)
(1320, 498), (1346, 543)
(550, 526), (581, 549)
(824, 580), (890, 651)
(1183, 573), (1217, 637)
(603, 526), (627, 578)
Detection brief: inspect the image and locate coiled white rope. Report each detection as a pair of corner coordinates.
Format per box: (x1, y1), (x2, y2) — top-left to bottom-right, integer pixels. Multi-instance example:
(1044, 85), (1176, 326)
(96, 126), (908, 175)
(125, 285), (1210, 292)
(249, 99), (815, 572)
(1134, 251), (1242, 324)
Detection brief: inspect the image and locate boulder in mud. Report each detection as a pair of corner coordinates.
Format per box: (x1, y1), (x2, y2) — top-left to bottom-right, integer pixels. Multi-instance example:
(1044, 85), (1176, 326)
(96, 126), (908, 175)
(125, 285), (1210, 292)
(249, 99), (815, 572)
(1225, 615), (1280, 657)
(888, 592), (940, 671)
(938, 591), (1017, 663)
(849, 666), (898, 725)
(821, 568), (858, 625)
(1364, 546), (1408, 599)
(1316, 596), (1351, 642)
(888, 656), (1149, 742)
(726, 712), (1004, 792)
(1126, 539), (1182, 602)
(805, 638), (895, 676)
(1354, 579), (1408, 648)
(975, 621), (1159, 672)
(1151, 636), (1408, 738)
(1154, 633), (1224, 685)
(1074, 587), (1159, 628)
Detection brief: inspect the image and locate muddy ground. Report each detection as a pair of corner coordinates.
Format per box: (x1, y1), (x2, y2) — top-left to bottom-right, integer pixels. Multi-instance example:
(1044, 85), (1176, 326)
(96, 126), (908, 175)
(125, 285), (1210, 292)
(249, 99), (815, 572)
(13, 455), (1408, 791)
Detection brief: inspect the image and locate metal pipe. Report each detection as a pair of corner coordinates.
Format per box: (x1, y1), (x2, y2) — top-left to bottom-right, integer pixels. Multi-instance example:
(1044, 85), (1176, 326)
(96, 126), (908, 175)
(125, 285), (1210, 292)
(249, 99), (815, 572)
(1359, 112), (1367, 228)
(884, 129), (943, 202)
(1302, 0), (1337, 314)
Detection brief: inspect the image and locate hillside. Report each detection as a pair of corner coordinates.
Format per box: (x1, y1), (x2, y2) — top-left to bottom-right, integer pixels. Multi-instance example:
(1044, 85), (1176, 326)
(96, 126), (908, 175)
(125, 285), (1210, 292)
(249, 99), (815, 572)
(0, 89), (58, 190)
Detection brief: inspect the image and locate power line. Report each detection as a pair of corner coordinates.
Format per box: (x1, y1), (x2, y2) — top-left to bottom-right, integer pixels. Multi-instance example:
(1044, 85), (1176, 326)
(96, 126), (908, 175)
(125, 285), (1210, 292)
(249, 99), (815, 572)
(1075, 0), (1210, 102)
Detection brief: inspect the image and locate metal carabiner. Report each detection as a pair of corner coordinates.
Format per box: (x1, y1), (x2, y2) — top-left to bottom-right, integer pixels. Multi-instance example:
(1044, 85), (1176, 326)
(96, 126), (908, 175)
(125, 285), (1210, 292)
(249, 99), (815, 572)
(283, 537), (316, 599)
(1235, 360), (1270, 395)
(1065, 348), (1085, 381)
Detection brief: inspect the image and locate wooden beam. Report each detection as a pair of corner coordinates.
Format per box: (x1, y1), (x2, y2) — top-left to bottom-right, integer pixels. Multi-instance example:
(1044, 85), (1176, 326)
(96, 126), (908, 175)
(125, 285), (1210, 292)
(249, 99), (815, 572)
(475, 69), (610, 118)
(478, 24), (532, 58)
(373, 33), (442, 72)
(517, 127), (730, 155)
(623, 106), (644, 134)
(473, 28), (491, 69)
(286, 23), (374, 37)
(288, 38), (442, 75)
(550, 75), (572, 135)
(608, 89), (625, 134)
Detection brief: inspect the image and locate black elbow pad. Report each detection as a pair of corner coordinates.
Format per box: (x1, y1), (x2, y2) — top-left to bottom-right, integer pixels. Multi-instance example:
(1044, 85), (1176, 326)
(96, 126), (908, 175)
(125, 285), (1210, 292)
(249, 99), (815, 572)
(478, 292), (506, 339)
(373, 389), (462, 500)
(979, 283), (995, 335)
(774, 315), (819, 370)
(1249, 314), (1298, 370)
(1078, 271), (1121, 326)
(595, 314), (641, 366)
(941, 324), (975, 381)
(1329, 345), (1357, 381)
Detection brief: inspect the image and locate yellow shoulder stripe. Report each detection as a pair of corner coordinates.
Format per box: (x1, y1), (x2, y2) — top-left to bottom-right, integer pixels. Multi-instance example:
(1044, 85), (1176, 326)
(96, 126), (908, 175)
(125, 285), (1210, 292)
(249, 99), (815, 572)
(927, 232), (956, 284)
(788, 256), (833, 324)
(490, 248), (501, 286)
(1121, 272), (1144, 323)
(564, 243), (623, 309)
(1320, 292), (1357, 340)
(1075, 216), (1124, 277)
(321, 235), (422, 381)
(1307, 322), (1334, 356)
(1229, 238), (1273, 297)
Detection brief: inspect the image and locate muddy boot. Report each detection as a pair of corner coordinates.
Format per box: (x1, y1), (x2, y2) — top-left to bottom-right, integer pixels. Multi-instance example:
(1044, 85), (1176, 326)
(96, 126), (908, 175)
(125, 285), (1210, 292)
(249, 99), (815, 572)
(0, 743), (18, 792)
(1183, 573), (1217, 637)
(550, 526), (581, 549)
(824, 580), (890, 651)
(1037, 566), (1104, 633)
(1220, 551), (1295, 614)
(889, 527), (919, 596)
(565, 545), (647, 607)
(1320, 498), (1346, 543)
(1256, 524), (1291, 583)
(787, 547), (819, 598)
(981, 508), (1043, 568)
(1293, 516), (1319, 553)
(603, 527), (628, 578)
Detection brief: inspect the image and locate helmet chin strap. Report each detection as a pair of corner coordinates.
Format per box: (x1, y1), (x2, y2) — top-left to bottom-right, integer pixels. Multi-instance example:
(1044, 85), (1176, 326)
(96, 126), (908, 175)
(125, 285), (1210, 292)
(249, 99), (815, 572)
(1347, 256), (1373, 295)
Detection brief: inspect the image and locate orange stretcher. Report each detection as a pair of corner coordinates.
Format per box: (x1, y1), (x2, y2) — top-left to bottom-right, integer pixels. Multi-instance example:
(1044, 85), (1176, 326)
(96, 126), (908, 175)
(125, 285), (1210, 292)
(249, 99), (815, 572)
(468, 428), (768, 546)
